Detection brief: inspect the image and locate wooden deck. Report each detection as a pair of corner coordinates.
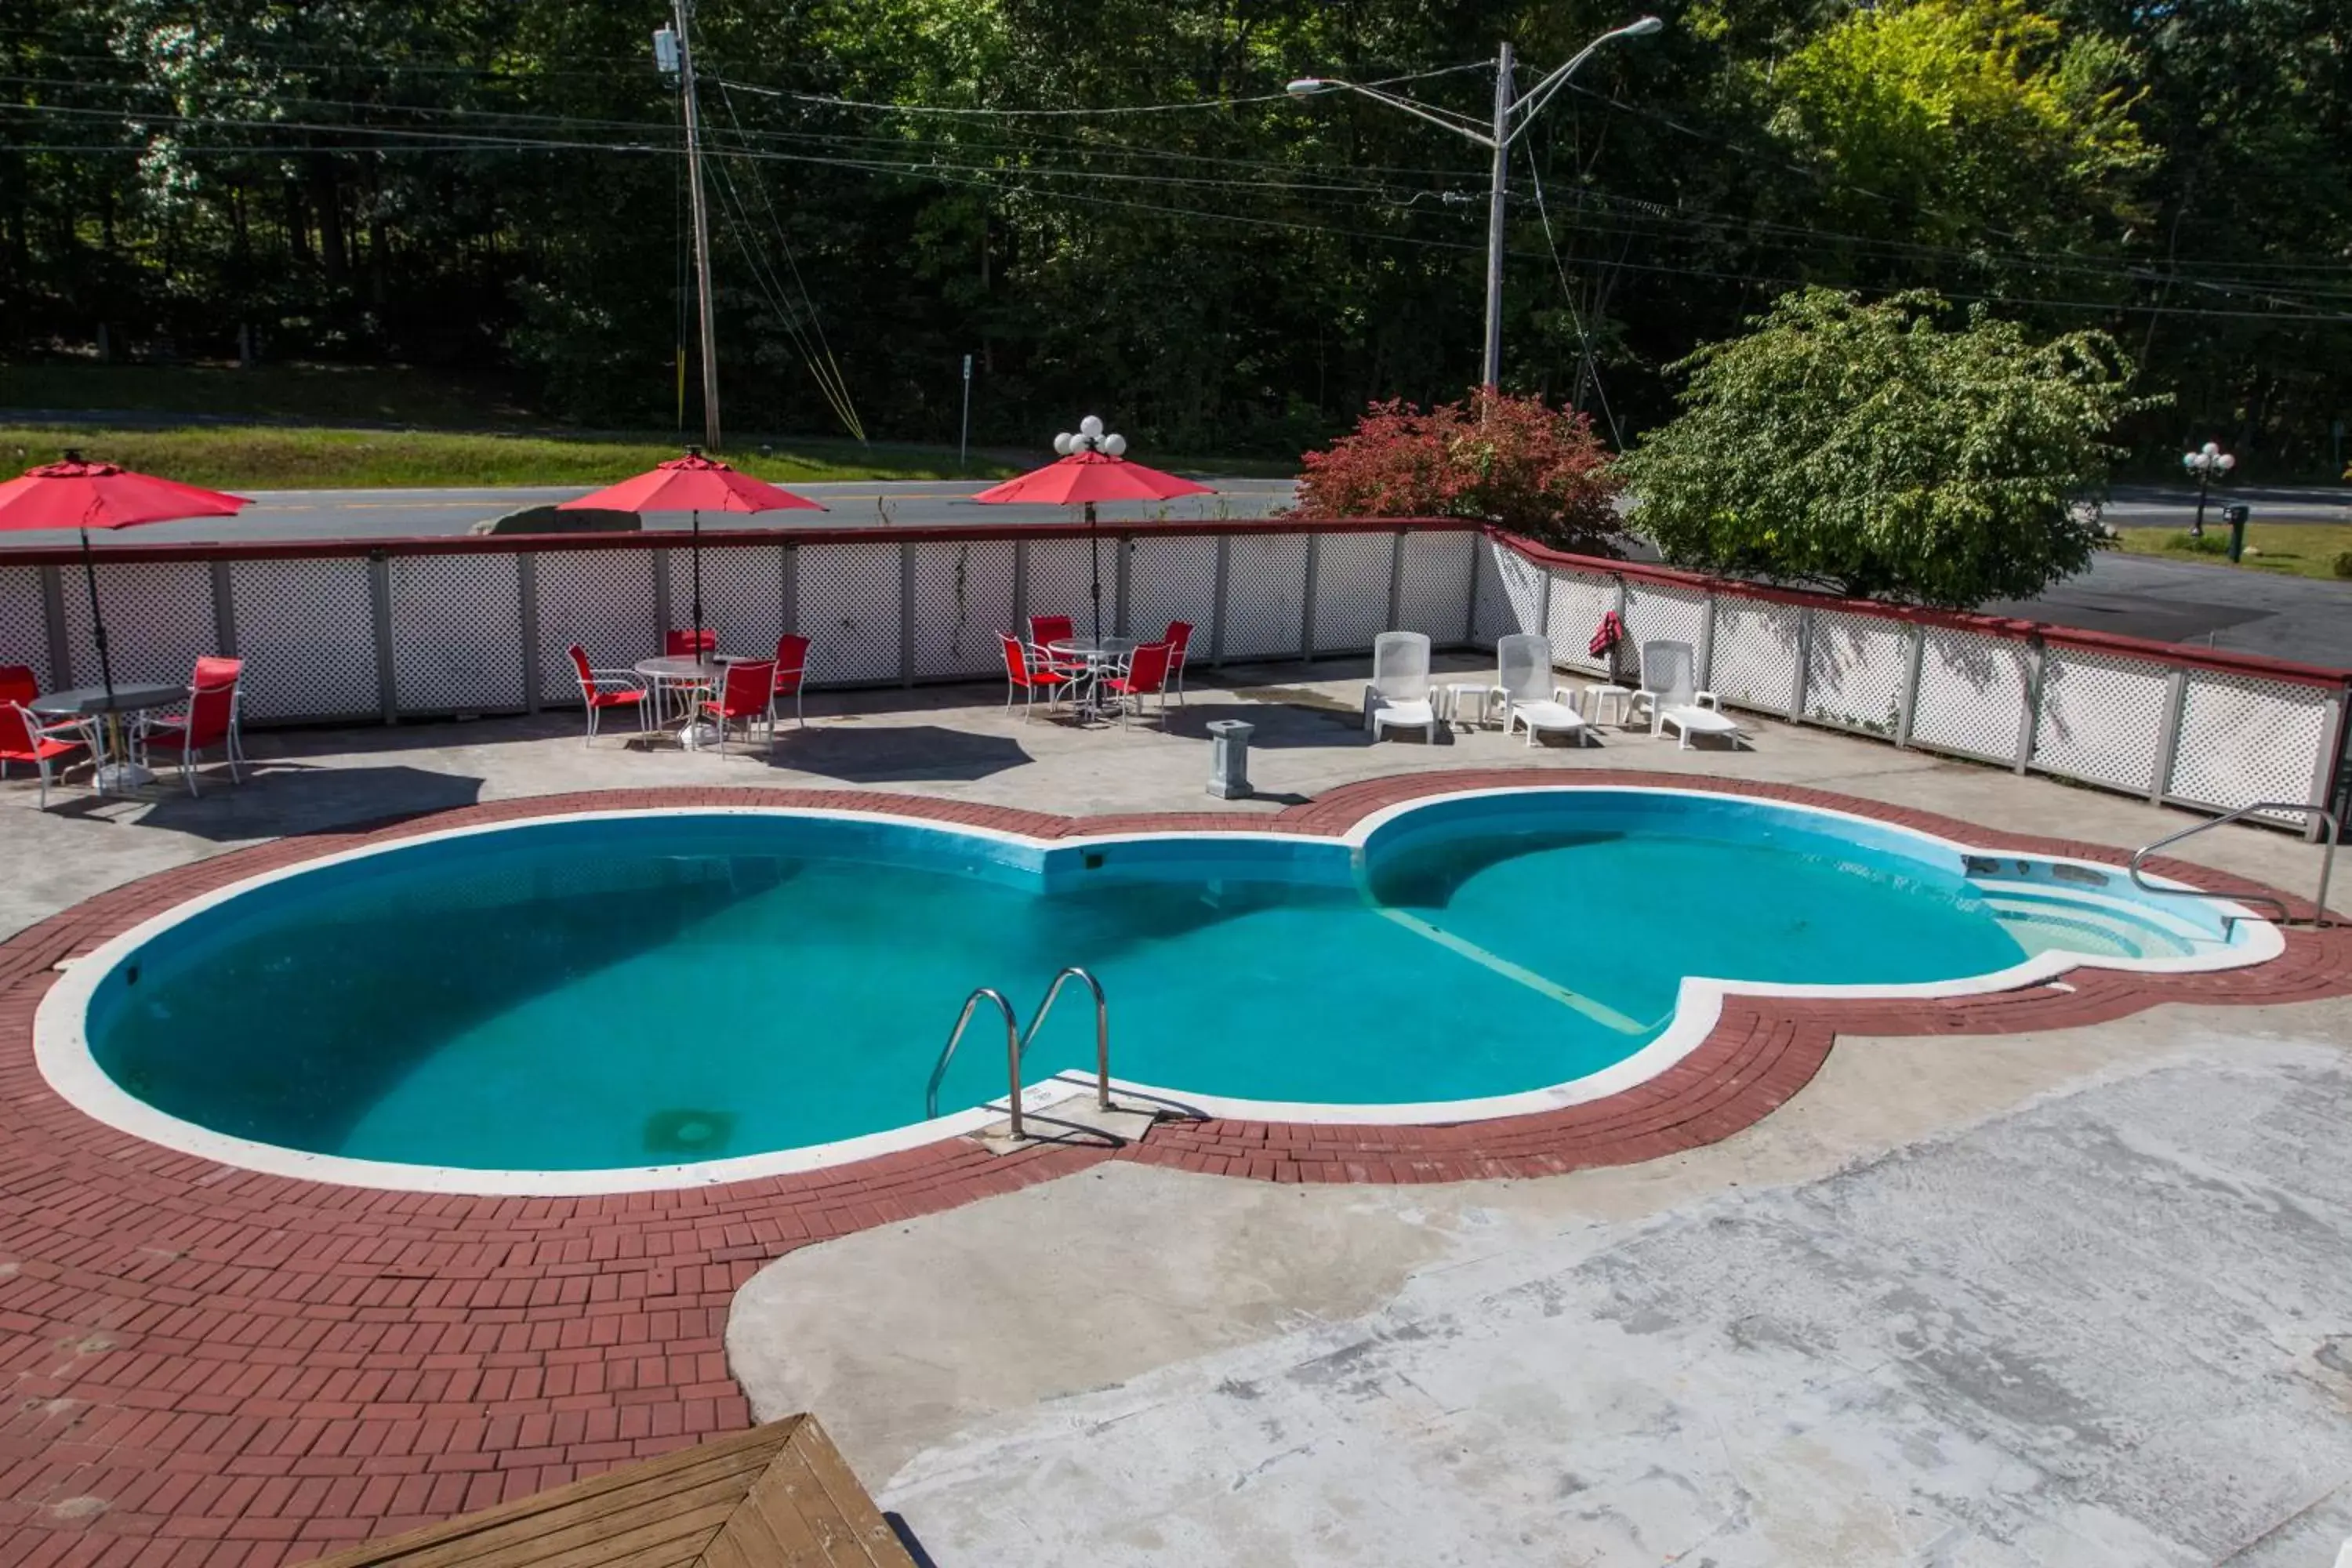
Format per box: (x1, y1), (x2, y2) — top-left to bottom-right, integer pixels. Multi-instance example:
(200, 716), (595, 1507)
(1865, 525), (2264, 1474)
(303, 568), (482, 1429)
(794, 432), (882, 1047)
(297, 1417), (919, 1568)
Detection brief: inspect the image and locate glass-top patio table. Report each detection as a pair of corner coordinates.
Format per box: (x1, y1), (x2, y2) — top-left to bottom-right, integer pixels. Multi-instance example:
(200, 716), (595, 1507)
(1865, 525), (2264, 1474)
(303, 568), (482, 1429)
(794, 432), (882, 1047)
(30, 681), (184, 792)
(633, 654), (737, 749)
(1046, 637), (1136, 723)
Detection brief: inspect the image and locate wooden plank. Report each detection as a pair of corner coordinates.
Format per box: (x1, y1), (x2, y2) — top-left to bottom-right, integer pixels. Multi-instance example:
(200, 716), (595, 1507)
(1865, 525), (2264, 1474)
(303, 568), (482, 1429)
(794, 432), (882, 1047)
(353, 1480), (742, 1568)
(706, 1418), (913, 1568)
(300, 1419), (801, 1568)
(783, 1419), (917, 1568)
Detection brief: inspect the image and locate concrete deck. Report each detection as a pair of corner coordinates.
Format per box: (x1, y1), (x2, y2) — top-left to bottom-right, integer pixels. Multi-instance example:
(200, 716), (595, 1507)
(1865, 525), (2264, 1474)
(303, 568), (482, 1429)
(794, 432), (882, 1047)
(2, 653), (2336, 938)
(4, 658), (2348, 1566)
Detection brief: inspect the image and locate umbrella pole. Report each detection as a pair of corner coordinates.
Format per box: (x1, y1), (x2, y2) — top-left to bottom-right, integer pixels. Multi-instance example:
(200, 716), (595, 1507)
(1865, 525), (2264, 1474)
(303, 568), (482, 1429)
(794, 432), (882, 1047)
(691, 507), (705, 648)
(1087, 501), (1102, 645)
(78, 525), (117, 705)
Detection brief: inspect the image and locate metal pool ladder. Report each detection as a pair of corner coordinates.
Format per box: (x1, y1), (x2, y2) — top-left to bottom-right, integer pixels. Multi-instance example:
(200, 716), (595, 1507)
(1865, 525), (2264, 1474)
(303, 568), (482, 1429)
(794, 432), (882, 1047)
(2128, 801), (2339, 935)
(924, 967), (1111, 1142)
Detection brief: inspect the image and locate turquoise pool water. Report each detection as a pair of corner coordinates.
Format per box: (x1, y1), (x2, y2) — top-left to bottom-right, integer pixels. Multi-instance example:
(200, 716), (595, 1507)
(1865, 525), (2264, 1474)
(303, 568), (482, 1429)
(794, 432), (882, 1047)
(79, 792), (2222, 1173)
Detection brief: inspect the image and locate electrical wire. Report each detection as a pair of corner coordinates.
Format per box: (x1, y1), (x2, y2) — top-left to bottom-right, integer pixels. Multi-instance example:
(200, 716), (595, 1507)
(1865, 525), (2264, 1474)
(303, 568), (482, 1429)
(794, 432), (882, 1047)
(1523, 145), (1623, 447)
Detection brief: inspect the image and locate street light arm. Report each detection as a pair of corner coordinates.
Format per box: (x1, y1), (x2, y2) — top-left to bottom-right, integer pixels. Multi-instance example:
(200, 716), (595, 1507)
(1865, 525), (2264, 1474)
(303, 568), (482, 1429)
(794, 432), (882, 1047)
(1291, 78), (1495, 147)
(1504, 16), (1664, 144)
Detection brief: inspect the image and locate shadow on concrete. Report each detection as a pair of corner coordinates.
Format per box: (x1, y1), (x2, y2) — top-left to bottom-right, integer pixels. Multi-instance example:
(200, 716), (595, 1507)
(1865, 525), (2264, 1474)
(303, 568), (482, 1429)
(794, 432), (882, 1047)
(1159, 696), (1459, 750)
(885, 1514), (942, 1568)
(767, 723), (1033, 783)
(47, 762), (488, 843)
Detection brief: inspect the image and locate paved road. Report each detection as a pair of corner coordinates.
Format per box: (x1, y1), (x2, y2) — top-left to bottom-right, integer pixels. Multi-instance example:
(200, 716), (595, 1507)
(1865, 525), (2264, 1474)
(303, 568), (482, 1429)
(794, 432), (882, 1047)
(0, 477), (1300, 548)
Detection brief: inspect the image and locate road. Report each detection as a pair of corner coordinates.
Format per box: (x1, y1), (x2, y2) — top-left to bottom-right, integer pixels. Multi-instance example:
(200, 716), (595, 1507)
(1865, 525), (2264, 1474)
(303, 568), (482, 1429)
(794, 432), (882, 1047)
(3, 477), (2344, 668)
(0, 477), (1300, 547)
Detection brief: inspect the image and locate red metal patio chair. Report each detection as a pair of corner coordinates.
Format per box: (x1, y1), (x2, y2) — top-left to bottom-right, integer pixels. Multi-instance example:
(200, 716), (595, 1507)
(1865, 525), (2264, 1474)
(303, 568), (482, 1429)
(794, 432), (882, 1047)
(699, 658), (778, 756)
(140, 678), (243, 796)
(0, 701), (86, 808)
(772, 633), (810, 728)
(0, 666), (36, 708)
(568, 644), (652, 748)
(1160, 621), (1195, 702)
(1000, 633), (1073, 721)
(1102, 641), (1174, 729)
(665, 628), (718, 656)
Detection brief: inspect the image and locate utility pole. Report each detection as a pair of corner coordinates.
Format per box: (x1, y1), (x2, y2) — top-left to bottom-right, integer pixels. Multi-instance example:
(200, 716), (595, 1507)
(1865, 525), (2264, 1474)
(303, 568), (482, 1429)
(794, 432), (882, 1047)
(1288, 19), (1660, 397)
(671, 0), (722, 452)
(1482, 43), (1513, 392)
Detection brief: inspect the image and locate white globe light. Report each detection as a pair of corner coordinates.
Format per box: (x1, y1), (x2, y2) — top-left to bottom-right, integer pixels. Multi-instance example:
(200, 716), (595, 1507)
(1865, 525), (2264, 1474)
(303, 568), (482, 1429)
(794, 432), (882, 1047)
(2217, 453), (2236, 471)
(2182, 452), (2198, 470)
(1080, 414), (1105, 440)
(1102, 434), (1127, 457)
(2202, 442), (2220, 456)
(1054, 433), (1075, 456)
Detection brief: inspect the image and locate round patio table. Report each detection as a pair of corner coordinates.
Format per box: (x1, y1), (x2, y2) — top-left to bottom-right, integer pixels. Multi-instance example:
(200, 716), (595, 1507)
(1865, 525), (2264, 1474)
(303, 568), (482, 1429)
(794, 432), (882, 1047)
(1046, 638), (1136, 724)
(30, 681), (185, 792)
(633, 654), (735, 749)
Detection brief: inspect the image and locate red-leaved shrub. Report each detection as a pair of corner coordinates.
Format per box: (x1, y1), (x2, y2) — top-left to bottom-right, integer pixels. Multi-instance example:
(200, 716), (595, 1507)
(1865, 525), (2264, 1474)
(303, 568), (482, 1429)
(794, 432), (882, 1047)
(1292, 389), (1624, 552)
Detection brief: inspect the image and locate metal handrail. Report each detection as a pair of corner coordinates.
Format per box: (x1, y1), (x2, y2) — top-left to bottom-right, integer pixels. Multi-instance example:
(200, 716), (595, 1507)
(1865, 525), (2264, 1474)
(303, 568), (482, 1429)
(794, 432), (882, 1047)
(1020, 967), (1111, 1112)
(924, 987), (1025, 1138)
(2129, 801), (2339, 935)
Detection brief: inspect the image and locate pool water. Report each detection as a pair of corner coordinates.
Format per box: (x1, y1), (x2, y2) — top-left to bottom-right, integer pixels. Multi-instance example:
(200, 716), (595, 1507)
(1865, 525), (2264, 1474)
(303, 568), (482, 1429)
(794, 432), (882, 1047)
(78, 793), (2234, 1174)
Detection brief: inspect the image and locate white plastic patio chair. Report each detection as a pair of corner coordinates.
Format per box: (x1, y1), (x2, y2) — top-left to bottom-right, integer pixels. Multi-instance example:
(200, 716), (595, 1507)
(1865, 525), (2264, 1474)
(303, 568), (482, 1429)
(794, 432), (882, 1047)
(1363, 630), (1438, 742)
(1490, 633), (1594, 748)
(1631, 640), (1748, 750)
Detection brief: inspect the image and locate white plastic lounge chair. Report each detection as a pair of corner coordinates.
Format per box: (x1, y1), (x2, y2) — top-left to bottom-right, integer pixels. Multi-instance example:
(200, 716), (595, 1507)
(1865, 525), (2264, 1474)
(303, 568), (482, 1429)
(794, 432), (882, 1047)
(1363, 630), (1438, 742)
(1632, 640), (1748, 750)
(1490, 633), (1593, 747)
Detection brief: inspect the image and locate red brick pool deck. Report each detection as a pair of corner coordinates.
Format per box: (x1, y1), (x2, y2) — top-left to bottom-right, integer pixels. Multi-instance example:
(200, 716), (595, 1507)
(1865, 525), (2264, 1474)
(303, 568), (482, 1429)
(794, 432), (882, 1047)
(3, 771), (2346, 1567)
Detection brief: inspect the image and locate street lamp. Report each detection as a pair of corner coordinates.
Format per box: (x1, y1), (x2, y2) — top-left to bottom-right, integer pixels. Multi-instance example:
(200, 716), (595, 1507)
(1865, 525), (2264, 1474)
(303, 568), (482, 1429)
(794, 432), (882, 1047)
(1289, 17), (1664, 390)
(2182, 441), (2235, 539)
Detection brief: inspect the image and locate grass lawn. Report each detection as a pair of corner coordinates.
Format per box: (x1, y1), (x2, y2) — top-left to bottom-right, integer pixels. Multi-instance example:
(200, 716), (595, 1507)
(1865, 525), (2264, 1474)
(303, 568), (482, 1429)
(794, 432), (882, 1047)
(0, 360), (1300, 487)
(0, 423), (1019, 488)
(2114, 524), (2352, 583)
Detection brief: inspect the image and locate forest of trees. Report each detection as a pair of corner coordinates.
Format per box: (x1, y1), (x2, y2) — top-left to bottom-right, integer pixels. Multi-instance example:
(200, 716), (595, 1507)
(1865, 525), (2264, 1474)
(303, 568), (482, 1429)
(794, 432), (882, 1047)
(2, 0), (2347, 467)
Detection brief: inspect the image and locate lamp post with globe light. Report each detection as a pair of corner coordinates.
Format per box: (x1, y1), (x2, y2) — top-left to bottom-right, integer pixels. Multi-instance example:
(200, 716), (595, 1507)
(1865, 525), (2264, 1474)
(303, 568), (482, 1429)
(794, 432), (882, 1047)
(1288, 17), (1663, 390)
(2182, 441), (2234, 539)
(1054, 416), (1127, 644)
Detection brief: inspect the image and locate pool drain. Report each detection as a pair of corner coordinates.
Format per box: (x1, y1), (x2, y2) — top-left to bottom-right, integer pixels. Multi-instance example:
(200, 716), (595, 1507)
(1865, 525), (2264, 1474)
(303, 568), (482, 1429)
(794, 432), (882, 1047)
(643, 1108), (735, 1155)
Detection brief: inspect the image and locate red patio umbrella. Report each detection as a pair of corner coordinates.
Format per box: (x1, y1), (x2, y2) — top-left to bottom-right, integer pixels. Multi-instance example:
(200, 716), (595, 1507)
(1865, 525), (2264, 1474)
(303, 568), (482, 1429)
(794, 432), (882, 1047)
(560, 448), (823, 649)
(0, 452), (249, 708)
(972, 419), (1212, 644)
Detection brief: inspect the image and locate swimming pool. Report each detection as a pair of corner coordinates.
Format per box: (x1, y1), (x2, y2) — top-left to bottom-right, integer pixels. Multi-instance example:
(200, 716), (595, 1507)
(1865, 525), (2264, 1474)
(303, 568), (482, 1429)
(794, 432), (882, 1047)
(38, 788), (2279, 1192)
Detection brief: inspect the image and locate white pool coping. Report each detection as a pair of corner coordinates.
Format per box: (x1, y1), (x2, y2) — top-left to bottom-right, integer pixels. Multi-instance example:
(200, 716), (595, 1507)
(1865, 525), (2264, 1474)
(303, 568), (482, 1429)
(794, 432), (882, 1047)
(32, 786), (2287, 1196)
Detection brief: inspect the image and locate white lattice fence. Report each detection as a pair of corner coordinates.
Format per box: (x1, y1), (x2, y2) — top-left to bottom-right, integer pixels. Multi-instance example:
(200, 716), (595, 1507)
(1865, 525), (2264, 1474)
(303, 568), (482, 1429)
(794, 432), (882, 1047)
(1534, 571), (1611, 677)
(2031, 647), (2172, 793)
(0, 564), (51, 691)
(390, 554), (526, 713)
(56, 560), (217, 695)
(1221, 534), (1309, 659)
(1805, 609), (1911, 739)
(910, 539), (1015, 681)
(1623, 582), (1708, 683)
(2167, 671), (2338, 812)
(797, 541), (901, 684)
(1312, 532), (1392, 655)
(535, 549), (660, 706)
(1394, 530), (1475, 644)
(663, 544), (783, 659)
(1708, 597), (1802, 714)
(1909, 626), (2032, 762)
(1473, 539), (1544, 644)
(1025, 537), (1105, 641)
(228, 558), (379, 721)
(1123, 535), (1217, 644)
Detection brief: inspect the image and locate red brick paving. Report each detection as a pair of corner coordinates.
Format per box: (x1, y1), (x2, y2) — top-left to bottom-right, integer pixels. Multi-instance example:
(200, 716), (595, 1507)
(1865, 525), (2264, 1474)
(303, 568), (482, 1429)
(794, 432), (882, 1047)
(2, 772), (2345, 1565)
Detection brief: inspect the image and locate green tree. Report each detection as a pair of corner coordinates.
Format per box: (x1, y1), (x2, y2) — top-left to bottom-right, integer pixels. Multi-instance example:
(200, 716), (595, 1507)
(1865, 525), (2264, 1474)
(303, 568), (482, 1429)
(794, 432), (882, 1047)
(1618, 287), (2154, 607)
(1769, 0), (2152, 256)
